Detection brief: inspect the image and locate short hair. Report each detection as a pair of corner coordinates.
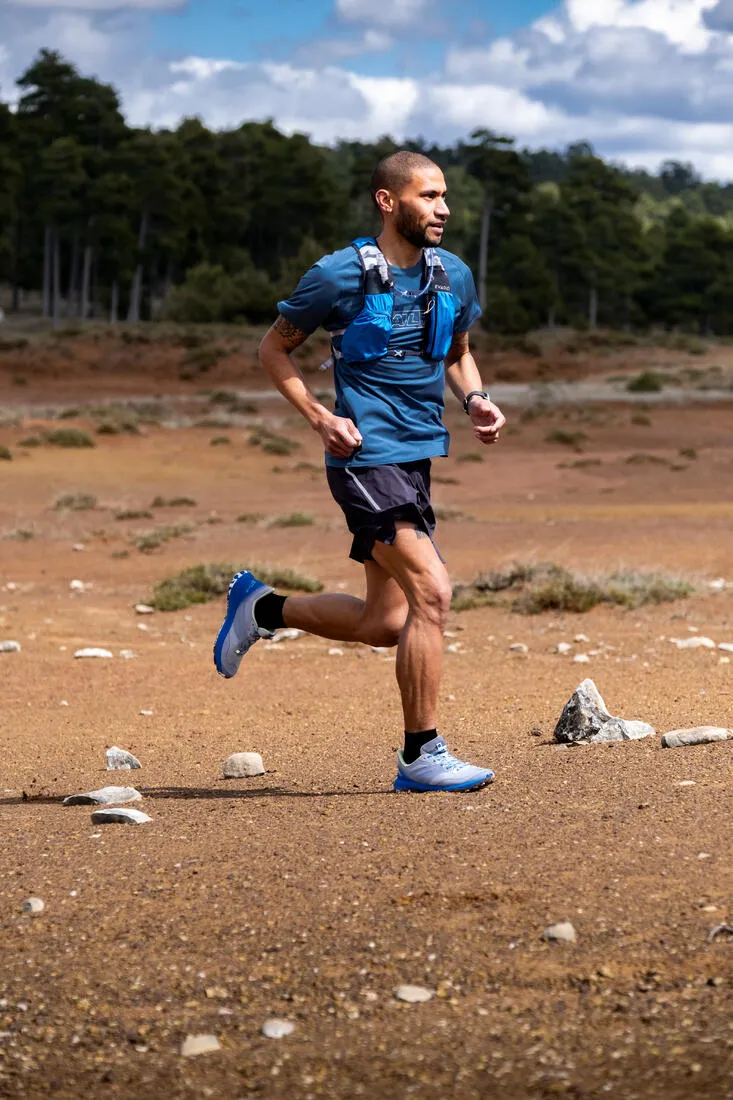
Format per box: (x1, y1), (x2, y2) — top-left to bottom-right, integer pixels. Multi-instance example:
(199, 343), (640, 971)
(369, 151), (440, 207)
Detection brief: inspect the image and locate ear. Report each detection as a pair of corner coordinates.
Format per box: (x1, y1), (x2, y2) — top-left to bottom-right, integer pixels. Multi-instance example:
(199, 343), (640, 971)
(374, 187), (394, 217)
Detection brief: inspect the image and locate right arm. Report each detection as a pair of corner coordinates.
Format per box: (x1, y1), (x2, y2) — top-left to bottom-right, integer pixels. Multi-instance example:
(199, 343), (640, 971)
(258, 315), (362, 459)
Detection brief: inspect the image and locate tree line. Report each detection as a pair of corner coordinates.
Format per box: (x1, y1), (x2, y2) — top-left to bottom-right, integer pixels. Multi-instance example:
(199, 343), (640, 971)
(2, 49), (733, 335)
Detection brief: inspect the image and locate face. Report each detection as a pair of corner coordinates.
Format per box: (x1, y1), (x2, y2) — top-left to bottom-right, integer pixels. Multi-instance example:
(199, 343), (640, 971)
(380, 165), (450, 248)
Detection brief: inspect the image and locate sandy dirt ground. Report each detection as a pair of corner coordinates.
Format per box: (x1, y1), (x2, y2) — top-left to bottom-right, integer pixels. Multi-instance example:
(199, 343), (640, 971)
(0, 342), (731, 1099)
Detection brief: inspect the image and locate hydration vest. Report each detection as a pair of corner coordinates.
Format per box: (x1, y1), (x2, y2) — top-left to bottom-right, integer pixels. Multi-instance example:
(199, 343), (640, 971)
(337, 237), (456, 365)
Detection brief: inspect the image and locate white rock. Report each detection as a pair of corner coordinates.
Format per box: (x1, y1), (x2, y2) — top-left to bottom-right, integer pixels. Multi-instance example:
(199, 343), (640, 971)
(261, 1019), (295, 1038)
(574, 633), (590, 643)
(22, 897), (45, 915)
(678, 780), (696, 786)
(91, 807), (151, 825)
(573, 653), (591, 664)
(394, 984), (435, 1003)
(106, 746), (142, 770)
(0, 640), (21, 653)
(74, 647), (113, 659)
(328, 647), (344, 656)
(59, 700), (69, 707)
(271, 628), (304, 642)
(554, 642), (573, 655)
(718, 643), (733, 653)
(661, 727), (732, 749)
(139, 709), (153, 716)
(72, 543), (86, 552)
(670, 637), (716, 650)
(509, 642), (529, 654)
(720, 657), (731, 665)
(222, 752), (265, 778)
(446, 643), (463, 653)
(63, 786), (141, 807)
(135, 603), (154, 615)
(709, 578), (727, 591)
(542, 921), (577, 943)
(370, 646), (392, 654)
(180, 1034), (220, 1057)
(119, 649), (137, 659)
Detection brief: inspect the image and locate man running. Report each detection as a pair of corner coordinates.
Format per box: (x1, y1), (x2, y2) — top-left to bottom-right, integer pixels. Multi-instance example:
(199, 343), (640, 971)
(214, 150), (506, 793)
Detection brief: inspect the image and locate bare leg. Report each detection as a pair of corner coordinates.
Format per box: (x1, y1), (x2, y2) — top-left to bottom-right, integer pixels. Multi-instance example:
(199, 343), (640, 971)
(282, 561), (408, 648)
(370, 523), (452, 732)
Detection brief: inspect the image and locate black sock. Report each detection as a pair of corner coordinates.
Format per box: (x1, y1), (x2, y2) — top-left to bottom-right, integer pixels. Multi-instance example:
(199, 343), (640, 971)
(253, 593), (287, 632)
(403, 728), (437, 765)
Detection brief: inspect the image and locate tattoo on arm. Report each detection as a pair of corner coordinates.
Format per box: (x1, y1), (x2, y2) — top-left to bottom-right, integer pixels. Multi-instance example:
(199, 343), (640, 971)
(273, 314), (310, 352)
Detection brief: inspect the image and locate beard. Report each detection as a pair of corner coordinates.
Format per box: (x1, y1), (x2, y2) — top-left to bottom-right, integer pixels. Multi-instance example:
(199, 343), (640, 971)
(394, 204), (435, 249)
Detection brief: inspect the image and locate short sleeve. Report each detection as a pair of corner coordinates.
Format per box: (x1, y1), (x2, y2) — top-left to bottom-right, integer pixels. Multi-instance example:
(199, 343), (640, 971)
(452, 261), (482, 334)
(277, 261), (339, 335)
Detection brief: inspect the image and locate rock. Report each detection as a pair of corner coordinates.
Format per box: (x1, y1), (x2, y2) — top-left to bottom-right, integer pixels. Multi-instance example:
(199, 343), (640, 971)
(394, 984), (434, 1003)
(0, 640), (21, 653)
(707, 924), (733, 942)
(446, 643), (463, 653)
(574, 633), (590, 643)
(678, 780), (696, 786)
(542, 921), (577, 943)
(554, 678), (655, 744)
(91, 807), (151, 825)
(119, 649), (137, 659)
(554, 642), (573, 655)
(22, 897), (45, 915)
(180, 1034), (221, 1057)
(70, 579), (87, 592)
(718, 643), (733, 653)
(509, 642), (528, 654)
(670, 636), (716, 650)
(222, 752), (265, 778)
(709, 578), (727, 591)
(106, 746), (141, 770)
(573, 653), (591, 664)
(661, 727), (732, 748)
(74, 647), (113, 659)
(63, 786), (141, 807)
(261, 1019), (295, 1038)
(72, 543), (86, 552)
(328, 647), (344, 656)
(271, 628), (304, 642)
(134, 603), (154, 615)
(139, 709), (153, 716)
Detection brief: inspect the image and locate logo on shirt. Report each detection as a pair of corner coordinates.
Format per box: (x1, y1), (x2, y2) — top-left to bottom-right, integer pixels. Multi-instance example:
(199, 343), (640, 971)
(392, 308), (422, 330)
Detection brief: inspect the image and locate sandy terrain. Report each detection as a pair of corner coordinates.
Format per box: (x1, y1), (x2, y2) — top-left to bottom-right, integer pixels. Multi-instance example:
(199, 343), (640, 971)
(0, 340), (731, 1099)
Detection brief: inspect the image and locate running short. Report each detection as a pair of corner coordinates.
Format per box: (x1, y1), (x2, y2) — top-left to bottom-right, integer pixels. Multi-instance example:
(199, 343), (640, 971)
(326, 458), (444, 564)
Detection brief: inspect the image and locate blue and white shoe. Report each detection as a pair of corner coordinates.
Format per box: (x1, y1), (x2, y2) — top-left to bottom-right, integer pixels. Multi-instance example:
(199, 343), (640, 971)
(394, 736), (494, 793)
(214, 570), (275, 679)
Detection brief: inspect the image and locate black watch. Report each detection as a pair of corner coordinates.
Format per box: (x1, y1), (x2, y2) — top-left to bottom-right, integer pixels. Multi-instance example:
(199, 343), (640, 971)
(463, 390), (490, 415)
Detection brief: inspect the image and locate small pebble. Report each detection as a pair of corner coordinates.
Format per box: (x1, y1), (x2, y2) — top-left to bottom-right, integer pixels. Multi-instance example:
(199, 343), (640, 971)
(328, 647), (344, 656)
(573, 653), (590, 664)
(180, 1034), (221, 1057)
(446, 643), (463, 653)
(106, 746), (142, 770)
(0, 640), (21, 654)
(69, 579), (87, 592)
(574, 633), (590, 643)
(271, 628), (304, 642)
(73, 543), (86, 552)
(74, 647), (113, 659)
(394, 984), (434, 1003)
(554, 642), (573, 655)
(119, 649), (137, 659)
(223, 752), (265, 778)
(678, 780), (696, 787)
(670, 636), (715, 650)
(662, 727), (731, 749)
(22, 897), (45, 915)
(509, 642), (528, 654)
(262, 1019), (295, 1038)
(542, 921), (577, 943)
(91, 807), (151, 825)
(139, 709), (153, 716)
(135, 604), (154, 615)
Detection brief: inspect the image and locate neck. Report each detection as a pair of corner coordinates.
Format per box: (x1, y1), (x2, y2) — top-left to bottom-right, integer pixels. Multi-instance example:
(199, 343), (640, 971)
(376, 227), (424, 269)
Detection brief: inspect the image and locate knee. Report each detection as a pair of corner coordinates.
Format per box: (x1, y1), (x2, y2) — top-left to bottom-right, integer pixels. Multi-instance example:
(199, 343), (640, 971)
(411, 574), (453, 629)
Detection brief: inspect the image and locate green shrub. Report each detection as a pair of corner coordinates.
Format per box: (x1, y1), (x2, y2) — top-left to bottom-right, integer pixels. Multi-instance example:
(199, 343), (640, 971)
(631, 413), (652, 426)
(58, 407), (81, 420)
(180, 345), (227, 379)
(19, 436), (41, 448)
(0, 445), (12, 461)
(268, 512), (315, 527)
(456, 452), (484, 464)
(236, 513), (264, 524)
(132, 524), (193, 553)
(54, 493), (97, 511)
(149, 561), (322, 611)
(151, 496), (197, 508)
(115, 509), (154, 521)
(248, 427), (300, 456)
(44, 428), (95, 449)
(210, 435), (231, 446)
(625, 452), (668, 465)
(0, 337), (29, 352)
(627, 371), (664, 393)
(679, 447), (698, 460)
(545, 429), (588, 451)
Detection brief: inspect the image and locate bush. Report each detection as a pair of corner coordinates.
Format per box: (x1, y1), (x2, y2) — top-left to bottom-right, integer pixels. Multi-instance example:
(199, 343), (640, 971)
(180, 345), (228, 379)
(150, 561), (323, 611)
(249, 427), (300, 456)
(151, 496), (197, 508)
(627, 371), (664, 393)
(545, 429), (588, 451)
(268, 512), (315, 527)
(54, 493), (97, 511)
(162, 261), (278, 325)
(115, 509), (154, 521)
(0, 445), (12, 461)
(44, 428), (95, 449)
(456, 452), (484, 464)
(210, 435), (231, 446)
(132, 524), (193, 553)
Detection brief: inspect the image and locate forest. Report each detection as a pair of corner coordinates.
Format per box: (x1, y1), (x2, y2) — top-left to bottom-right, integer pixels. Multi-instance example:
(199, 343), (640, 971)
(3, 49), (733, 335)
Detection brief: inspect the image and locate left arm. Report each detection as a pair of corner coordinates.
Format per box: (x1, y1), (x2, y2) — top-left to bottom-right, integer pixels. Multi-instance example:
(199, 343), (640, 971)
(444, 330), (506, 445)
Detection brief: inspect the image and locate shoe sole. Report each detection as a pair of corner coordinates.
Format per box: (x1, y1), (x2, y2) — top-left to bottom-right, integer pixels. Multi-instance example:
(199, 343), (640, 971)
(393, 772), (495, 793)
(213, 575), (270, 678)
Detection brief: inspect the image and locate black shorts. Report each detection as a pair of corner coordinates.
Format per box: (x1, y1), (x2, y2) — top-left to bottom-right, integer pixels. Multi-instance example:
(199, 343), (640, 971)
(326, 458), (444, 564)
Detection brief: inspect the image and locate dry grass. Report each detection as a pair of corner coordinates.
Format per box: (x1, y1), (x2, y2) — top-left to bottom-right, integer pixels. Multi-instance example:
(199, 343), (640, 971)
(149, 562), (323, 611)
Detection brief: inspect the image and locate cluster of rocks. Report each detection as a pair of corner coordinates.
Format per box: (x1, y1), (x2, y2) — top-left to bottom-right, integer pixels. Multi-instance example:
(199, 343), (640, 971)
(554, 678), (732, 748)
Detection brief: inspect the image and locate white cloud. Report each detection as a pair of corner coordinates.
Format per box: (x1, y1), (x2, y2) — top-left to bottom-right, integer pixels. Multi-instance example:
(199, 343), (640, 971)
(564, 0), (718, 52)
(336, 0), (435, 32)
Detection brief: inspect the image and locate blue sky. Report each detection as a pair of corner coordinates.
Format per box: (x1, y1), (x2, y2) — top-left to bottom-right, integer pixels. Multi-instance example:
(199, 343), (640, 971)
(3, 0), (733, 178)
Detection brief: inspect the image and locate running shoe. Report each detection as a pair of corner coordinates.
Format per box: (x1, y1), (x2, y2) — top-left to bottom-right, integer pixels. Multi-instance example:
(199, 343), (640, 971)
(214, 570), (274, 678)
(394, 736), (494, 793)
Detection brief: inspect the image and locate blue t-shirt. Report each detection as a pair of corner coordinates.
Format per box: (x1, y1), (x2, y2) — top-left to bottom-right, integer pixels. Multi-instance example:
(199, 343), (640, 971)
(277, 244), (481, 468)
